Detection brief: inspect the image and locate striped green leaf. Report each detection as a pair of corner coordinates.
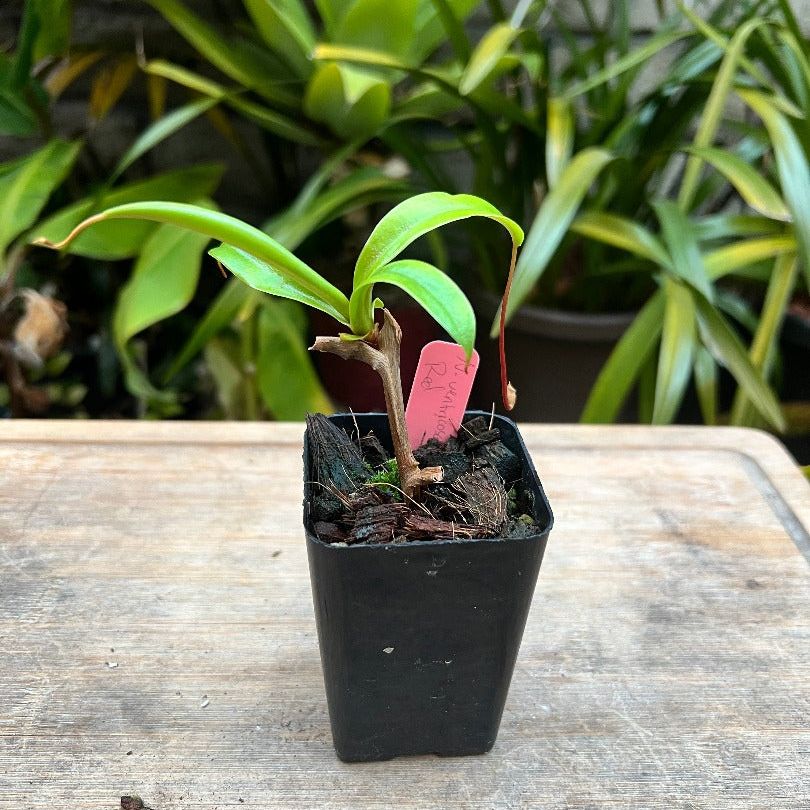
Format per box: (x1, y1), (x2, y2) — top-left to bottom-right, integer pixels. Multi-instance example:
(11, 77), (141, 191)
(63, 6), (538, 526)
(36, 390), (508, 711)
(243, 0), (315, 79)
(493, 148), (614, 334)
(695, 293), (785, 431)
(684, 146), (790, 222)
(581, 290), (665, 423)
(571, 211), (671, 268)
(678, 17), (766, 211)
(110, 96), (219, 184)
(145, 0), (297, 107)
(693, 345), (718, 425)
(653, 199), (713, 300)
(653, 278), (696, 424)
(738, 88), (810, 290)
(704, 235), (796, 280)
(730, 252), (799, 426)
(545, 97), (574, 189)
(459, 22), (519, 96)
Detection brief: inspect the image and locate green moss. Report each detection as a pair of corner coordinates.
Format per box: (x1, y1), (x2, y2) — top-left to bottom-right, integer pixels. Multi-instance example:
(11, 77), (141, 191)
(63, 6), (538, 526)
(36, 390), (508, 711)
(366, 458), (402, 500)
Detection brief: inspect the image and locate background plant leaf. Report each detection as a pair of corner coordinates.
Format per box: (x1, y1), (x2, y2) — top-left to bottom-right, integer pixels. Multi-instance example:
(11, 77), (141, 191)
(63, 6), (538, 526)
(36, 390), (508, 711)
(653, 278), (696, 424)
(581, 290), (665, 423)
(493, 148), (613, 333)
(694, 292), (785, 431)
(0, 139), (81, 255)
(257, 299), (332, 419)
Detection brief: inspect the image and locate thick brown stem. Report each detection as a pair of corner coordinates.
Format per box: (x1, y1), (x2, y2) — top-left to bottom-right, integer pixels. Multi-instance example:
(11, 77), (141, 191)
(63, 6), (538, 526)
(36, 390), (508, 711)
(309, 309), (442, 499)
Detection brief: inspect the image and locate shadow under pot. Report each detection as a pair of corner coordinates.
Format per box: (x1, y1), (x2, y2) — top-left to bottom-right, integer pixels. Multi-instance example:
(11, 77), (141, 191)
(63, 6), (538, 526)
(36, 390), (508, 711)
(303, 410), (553, 762)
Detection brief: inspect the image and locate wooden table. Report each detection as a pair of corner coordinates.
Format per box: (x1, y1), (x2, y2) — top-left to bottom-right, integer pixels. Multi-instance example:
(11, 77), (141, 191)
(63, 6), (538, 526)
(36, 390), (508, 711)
(1, 421), (809, 809)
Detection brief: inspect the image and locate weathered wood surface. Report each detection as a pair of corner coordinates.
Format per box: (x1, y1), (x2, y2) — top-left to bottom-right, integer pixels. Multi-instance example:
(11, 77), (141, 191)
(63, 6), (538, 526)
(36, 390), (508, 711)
(0, 421), (808, 809)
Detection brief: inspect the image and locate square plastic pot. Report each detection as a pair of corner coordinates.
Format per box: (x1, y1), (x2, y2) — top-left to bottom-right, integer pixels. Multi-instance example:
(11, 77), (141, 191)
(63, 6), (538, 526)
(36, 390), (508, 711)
(303, 410), (553, 762)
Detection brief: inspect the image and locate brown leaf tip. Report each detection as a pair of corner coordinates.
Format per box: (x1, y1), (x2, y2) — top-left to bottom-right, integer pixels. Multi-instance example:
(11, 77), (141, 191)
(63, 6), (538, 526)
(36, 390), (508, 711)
(505, 382), (517, 411)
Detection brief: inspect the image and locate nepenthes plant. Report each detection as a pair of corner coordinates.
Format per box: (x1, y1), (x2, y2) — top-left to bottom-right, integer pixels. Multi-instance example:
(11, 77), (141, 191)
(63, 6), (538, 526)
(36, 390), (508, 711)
(35, 192), (523, 498)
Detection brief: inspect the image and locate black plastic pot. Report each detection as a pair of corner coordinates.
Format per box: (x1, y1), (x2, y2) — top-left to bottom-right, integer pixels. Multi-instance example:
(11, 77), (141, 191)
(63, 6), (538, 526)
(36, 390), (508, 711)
(303, 410), (553, 762)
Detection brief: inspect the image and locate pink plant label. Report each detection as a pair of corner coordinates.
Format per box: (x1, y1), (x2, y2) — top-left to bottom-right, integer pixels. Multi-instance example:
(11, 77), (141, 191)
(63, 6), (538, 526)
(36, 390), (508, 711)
(405, 340), (480, 449)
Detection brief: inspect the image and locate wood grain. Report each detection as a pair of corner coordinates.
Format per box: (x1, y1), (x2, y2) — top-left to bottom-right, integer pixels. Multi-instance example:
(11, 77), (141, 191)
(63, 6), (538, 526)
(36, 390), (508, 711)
(0, 421), (808, 809)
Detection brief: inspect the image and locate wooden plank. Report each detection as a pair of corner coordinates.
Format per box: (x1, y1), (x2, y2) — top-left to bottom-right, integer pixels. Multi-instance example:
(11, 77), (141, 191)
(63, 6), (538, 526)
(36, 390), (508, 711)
(0, 422), (808, 809)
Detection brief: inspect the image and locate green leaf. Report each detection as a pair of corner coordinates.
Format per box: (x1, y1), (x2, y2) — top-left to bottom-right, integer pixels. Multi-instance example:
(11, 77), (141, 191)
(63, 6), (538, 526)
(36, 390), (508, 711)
(313, 0), (353, 37)
(113, 213), (212, 403)
(653, 278), (696, 424)
(243, 0), (315, 79)
(692, 213), (784, 241)
(32, 0), (72, 58)
(704, 235), (797, 280)
(581, 290), (665, 423)
(563, 30), (690, 100)
(356, 192), (523, 279)
(0, 87), (38, 136)
(652, 199), (713, 300)
(204, 334), (251, 419)
(304, 62), (390, 140)
(145, 0), (297, 108)
(0, 139), (81, 255)
(36, 201), (351, 322)
(677, 2), (772, 89)
(210, 245), (350, 325)
(427, 0), (471, 62)
(115, 218), (211, 339)
(313, 42), (440, 81)
(143, 59), (321, 145)
(494, 148), (613, 333)
(694, 292), (785, 431)
(110, 96), (219, 184)
(684, 146), (790, 222)
(678, 17), (766, 211)
(164, 163), (401, 381)
(163, 278), (250, 383)
(10, 2), (38, 89)
(257, 299), (331, 420)
(34, 164), (224, 259)
(730, 252), (798, 426)
(545, 97), (574, 189)
(391, 83), (463, 121)
(311, 41), (544, 133)
(693, 345), (717, 425)
(459, 22), (519, 96)
(571, 211), (671, 268)
(354, 191), (523, 335)
(359, 259), (476, 357)
(334, 0), (416, 61)
(738, 88), (810, 290)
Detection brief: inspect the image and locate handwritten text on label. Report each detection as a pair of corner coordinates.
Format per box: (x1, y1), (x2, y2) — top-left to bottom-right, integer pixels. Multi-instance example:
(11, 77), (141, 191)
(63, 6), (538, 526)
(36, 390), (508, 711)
(405, 341), (479, 449)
